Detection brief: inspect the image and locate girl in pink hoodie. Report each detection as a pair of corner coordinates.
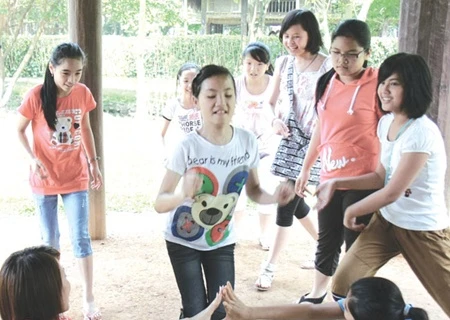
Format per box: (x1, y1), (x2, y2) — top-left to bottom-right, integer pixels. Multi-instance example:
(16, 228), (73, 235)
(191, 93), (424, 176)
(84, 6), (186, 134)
(295, 19), (383, 304)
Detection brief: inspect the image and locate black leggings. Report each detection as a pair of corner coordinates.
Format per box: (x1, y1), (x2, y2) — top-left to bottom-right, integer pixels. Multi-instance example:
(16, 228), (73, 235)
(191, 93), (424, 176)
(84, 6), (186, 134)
(276, 180), (310, 227)
(315, 189), (376, 276)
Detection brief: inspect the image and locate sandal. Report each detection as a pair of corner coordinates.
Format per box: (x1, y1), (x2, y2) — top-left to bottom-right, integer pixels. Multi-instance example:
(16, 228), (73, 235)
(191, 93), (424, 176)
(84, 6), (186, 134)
(255, 261), (276, 291)
(259, 238), (270, 251)
(83, 309), (102, 320)
(298, 292), (327, 304)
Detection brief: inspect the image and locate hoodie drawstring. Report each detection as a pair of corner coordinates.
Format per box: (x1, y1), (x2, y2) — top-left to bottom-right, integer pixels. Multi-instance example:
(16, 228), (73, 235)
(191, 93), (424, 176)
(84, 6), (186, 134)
(321, 73), (361, 116)
(347, 85), (361, 115)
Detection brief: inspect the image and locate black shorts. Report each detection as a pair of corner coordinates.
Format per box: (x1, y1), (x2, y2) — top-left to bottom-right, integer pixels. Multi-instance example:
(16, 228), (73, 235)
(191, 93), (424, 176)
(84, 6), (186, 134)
(276, 180), (310, 227)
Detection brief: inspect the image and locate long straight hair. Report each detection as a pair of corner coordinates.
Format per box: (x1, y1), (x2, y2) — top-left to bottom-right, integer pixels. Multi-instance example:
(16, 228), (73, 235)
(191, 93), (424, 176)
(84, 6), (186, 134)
(0, 246), (63, 320)
(40, 42), (86, 130)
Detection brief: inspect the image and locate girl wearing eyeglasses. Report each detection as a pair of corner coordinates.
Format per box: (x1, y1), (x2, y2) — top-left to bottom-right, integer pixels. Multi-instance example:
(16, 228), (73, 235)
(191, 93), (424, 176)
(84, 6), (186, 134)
(295, 19), (383, 304)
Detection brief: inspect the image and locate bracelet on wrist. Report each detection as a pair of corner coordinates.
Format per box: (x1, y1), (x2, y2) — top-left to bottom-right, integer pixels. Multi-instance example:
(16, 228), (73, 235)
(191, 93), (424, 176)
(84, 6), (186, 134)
(89, 156), (101, 164)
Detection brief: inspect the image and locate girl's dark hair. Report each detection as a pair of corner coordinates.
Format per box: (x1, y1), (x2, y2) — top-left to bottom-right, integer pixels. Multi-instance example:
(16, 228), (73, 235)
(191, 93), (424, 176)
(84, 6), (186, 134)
(176, 62), (200, 92)
(0, 246), (63, 320)
(242, 41), (274, 75)
(377, 53), (432, 118)
(191, 64), (236, 98)
(40, 42), (86, 130)
(279, 9), (323, 54)
(315, 19), (371, 109)
(347, 277), (429, 320)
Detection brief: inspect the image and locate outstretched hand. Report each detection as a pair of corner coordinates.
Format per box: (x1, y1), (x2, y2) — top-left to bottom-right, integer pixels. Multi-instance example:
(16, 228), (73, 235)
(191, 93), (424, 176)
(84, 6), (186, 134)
(222, 282), (252, 319)
(89, 163), (103, 190)
(182, 171), (203, 199)
(186, 286), (224, 320)
(313, 180), (336, 211)
(272, 119), (290, 138)
(31, 158), (49, 179)
(343, 209), (366, 232)
(274, 181), (295, 206)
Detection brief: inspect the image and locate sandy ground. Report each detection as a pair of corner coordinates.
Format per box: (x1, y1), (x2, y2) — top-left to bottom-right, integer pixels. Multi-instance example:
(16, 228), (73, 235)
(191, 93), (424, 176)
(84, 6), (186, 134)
(0, 110), (447, 319)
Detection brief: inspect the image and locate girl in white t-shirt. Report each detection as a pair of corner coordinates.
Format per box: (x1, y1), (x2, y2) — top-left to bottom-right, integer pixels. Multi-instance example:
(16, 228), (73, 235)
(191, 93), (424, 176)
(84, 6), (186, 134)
(314, 53), (450, 317)
(154, 65), (294, 320)
(233, 42), (278, 250)
(161, 63), (202, 153)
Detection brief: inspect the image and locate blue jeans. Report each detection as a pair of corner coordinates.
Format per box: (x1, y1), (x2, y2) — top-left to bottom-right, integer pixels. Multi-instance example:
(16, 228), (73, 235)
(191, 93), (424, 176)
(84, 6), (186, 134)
(34, 190), (92, 258)
(166, 241), (235, 320)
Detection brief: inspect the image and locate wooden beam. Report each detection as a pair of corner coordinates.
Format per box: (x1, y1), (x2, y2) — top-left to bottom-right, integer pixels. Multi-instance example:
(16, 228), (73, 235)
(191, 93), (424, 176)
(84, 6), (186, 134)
(241, 0), (248, 38)
(399, 0), (450, 206)
(68, 0), (106, 240)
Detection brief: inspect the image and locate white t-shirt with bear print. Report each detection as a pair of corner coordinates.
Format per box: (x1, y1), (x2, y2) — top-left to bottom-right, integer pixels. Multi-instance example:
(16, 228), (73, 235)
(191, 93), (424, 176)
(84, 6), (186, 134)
(164, 127), (259, 251)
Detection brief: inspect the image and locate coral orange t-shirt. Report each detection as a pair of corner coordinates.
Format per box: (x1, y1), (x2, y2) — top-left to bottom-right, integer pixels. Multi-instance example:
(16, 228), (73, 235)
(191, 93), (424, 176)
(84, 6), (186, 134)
(18, 83), (96, 195)
(316, 67), (383, 182)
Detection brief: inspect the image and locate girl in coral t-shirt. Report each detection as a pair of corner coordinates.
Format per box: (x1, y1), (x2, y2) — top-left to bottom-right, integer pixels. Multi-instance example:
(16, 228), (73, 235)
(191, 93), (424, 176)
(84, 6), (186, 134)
(295, 20), (383, 304)
(17, 43), (102, 320)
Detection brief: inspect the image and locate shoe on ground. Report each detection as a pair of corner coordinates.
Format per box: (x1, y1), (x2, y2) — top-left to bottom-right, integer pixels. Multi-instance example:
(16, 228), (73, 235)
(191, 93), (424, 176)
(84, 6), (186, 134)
(255, 261), (276, 291)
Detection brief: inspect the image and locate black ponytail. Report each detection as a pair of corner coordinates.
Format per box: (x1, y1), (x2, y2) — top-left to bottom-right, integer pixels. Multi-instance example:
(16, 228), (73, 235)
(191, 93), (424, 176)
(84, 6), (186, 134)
(314, 68), (335, 111)
(40, 42), (86, 131)
(40, 65), (58, 131)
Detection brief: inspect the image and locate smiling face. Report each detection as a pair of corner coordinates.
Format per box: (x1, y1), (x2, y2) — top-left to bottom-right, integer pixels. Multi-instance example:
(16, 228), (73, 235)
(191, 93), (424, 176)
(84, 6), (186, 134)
(49, 58), (83, 97)
(243, 54), (268, 79)
(378, 73), (404, 114)
(179, 68), (198, 101)
(330, 36), (369, 81)
(193, 75), (236, 128)
(282, 24), (309, 56)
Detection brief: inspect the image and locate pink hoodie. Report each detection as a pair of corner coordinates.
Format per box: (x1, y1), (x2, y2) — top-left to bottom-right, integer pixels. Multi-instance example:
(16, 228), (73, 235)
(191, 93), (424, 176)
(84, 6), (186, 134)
(316, 67), (383, 182)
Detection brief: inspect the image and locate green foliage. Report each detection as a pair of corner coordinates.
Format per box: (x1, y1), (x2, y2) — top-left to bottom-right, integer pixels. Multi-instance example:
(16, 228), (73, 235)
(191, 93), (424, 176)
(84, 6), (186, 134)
(366, 0), (400, 37)
(5, 34), (397, 117)
(2, 35), (62, 77)
(102, 0), (184, 36)
(102, 87), (137, 116)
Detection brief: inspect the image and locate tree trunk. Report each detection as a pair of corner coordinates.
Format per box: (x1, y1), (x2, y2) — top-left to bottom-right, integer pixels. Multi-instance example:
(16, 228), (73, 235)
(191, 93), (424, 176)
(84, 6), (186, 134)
(399, 0), (450, 207)
(69, 0), (106, 240)
(0, 19), (45, 108)
(357, 0), (374, 21)
(135, 0), (148, 119)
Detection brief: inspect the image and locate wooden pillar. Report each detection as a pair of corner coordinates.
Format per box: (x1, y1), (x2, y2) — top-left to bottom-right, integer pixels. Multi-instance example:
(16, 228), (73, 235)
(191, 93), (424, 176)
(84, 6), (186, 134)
(399, 0), (450, 206)
(68, 0), (106, 240)
(241, 0), (248, 38)
(201, 0), (207, 34)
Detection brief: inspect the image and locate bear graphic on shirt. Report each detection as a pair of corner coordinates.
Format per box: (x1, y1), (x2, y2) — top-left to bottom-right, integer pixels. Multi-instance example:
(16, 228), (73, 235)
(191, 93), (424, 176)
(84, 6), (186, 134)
(191, 193), (238, 230)
(51, 116), (73, 145)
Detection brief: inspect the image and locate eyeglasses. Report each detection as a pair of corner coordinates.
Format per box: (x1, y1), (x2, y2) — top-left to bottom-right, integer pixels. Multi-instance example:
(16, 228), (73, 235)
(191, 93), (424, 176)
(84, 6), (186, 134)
(329, 50), (365, 63)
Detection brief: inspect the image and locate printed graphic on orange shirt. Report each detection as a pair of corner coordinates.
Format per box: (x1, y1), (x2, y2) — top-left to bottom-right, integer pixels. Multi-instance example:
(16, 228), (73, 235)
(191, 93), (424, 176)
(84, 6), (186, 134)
(50, 109), (82, 150)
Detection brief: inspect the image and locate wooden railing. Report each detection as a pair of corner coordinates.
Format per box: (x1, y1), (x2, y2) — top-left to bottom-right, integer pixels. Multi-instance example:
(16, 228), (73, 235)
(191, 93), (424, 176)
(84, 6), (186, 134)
(267, 0), (297, 14)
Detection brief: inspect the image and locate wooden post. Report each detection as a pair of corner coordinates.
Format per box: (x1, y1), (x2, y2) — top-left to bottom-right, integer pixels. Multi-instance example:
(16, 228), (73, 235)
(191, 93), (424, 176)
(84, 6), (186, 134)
(68, 0), (106, 240)
(399, 0), (450, 206)
(201, 0), (207, 34)
(241, 0), (248, 38)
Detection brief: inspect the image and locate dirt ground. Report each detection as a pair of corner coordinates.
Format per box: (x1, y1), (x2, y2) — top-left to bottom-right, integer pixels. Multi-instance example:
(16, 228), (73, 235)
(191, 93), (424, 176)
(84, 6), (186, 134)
(0, 110), (447, 319)
(0, 210), (447, 320)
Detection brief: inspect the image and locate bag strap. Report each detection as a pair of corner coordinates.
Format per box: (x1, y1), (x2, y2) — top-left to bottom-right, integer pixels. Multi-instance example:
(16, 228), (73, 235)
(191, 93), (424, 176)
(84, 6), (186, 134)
(286, 57), (297, 122)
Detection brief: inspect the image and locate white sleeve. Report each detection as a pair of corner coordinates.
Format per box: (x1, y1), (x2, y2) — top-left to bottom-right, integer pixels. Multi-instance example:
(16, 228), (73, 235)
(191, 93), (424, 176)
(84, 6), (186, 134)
(401, 122), (433, 155)
(166, 137), (189, 175)
(161, 98), (178, 121)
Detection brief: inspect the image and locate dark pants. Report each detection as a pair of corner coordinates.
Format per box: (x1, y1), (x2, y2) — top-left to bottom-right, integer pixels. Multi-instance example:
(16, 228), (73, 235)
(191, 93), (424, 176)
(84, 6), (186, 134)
(276, 180), (310, 227)
(166, 241), (235, 320)
(315, 189), (375, 276)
